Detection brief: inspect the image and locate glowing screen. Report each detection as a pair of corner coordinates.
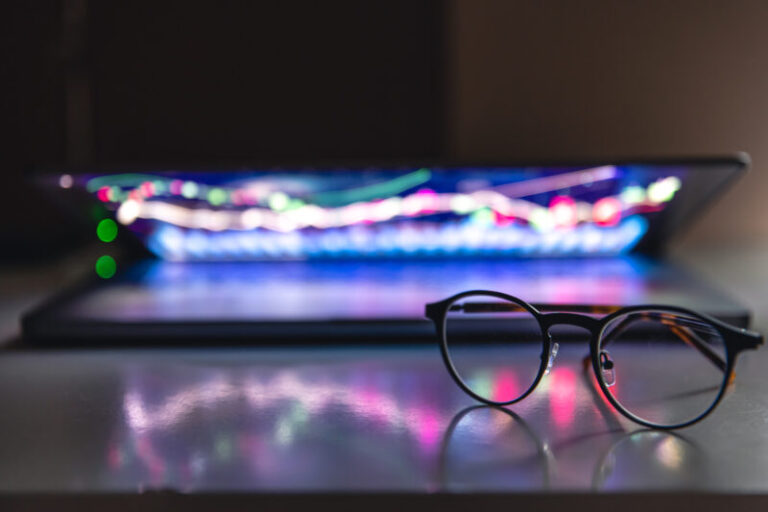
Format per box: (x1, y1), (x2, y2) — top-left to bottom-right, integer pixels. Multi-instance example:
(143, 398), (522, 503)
(68, 165), (684, 260)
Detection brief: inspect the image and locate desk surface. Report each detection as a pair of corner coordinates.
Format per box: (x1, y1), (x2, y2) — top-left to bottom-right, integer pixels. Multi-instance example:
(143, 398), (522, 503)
(0, 345), (766, 495)
(0, 245), (767, 504)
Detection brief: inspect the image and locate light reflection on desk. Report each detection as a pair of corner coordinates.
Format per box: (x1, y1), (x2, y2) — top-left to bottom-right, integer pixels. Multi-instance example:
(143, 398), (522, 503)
(89, 348), (710, 492)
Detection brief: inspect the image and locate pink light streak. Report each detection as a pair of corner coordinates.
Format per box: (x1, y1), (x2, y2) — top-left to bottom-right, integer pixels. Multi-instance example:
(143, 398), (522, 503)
(549, 367), (578, 430)
(121, 372), (449, 454)
(492, 369), (521, 402)
(494, 165), (618, 198)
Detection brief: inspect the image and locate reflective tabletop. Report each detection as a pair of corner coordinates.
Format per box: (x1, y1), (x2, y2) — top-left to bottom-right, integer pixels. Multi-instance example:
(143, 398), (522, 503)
(0, 344), (766, 494)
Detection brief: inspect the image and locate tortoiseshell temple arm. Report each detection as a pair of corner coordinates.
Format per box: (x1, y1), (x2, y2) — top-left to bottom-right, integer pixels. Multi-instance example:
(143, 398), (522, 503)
(601, 312), (727, 373)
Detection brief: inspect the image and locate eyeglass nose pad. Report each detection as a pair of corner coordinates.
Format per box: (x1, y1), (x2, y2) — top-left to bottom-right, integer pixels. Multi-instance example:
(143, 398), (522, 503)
(600, 350), (616, 387)
(544, 340), (560, 376)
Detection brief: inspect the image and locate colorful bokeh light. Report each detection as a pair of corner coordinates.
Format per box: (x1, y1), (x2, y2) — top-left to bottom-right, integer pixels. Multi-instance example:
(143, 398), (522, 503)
(95, 255), (117, 279)
(550, 196), (578, 229)
(593, 197), (622, 227)
(97, 218), (118, 243)
(79, 165), (682, 261)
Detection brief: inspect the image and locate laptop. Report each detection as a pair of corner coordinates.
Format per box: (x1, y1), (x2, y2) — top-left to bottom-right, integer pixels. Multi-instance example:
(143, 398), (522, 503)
(22, 155), (751, 345)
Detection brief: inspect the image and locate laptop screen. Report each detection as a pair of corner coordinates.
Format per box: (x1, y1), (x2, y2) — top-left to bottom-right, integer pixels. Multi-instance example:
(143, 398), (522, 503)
(55, 159), (744, 261)
(25, 157), (749, 342)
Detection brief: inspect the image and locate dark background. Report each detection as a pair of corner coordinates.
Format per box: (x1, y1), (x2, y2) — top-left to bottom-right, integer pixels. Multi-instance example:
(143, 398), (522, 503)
(1, 0), (444, 258)
(2, 0), (767, 260)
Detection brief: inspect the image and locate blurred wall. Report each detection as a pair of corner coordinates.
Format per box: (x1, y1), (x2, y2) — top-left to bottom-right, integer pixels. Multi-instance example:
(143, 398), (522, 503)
(85, 1), (444, 163)
(448, 0), (768, 247)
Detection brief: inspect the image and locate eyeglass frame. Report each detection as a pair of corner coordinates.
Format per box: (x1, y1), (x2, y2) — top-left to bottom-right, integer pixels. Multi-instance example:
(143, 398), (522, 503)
(425, 290), (764, 429)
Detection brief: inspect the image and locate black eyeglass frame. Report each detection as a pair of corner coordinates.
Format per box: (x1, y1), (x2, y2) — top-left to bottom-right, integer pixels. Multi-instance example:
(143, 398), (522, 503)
(425, 290), (764, 429)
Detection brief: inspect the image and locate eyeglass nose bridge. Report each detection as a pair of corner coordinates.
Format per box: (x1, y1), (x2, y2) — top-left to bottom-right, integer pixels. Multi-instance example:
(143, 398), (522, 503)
(540, 312), (601, 333)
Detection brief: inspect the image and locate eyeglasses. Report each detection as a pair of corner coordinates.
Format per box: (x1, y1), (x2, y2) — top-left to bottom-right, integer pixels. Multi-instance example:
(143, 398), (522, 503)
(425, 290), (764, 429)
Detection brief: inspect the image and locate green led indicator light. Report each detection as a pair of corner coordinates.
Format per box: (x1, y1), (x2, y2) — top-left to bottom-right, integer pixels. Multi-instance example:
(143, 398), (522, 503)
(95, 255), (117, 279)
(96, 218), (118, 243)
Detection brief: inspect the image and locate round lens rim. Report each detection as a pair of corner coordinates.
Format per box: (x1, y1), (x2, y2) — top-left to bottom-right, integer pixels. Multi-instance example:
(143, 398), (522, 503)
(593, 305), (733, 429)
(439, 291), (551, 406)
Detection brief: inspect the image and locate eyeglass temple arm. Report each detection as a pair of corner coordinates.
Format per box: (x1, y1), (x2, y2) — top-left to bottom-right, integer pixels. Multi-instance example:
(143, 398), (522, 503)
(595, 313), (727, 373)
(449, 303), (621, 315)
